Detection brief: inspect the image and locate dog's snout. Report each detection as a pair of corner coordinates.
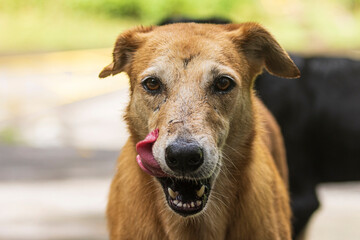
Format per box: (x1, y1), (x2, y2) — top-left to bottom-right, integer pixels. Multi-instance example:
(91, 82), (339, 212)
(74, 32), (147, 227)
(165, 139), (204, 173)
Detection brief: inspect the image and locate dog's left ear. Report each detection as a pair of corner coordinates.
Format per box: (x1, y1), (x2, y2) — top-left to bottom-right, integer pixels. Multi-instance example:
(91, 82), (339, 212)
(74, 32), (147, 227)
(99, 26), (155, 78)
(226, 23), (300, 79)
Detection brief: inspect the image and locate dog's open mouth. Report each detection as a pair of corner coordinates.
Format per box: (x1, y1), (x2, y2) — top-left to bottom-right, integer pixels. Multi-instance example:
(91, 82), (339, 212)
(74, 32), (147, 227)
(157, 177), (211, 216)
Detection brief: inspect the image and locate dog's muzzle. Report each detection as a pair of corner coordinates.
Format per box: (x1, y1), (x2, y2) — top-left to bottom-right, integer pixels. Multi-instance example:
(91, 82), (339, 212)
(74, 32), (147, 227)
(136, 129), (213, 216)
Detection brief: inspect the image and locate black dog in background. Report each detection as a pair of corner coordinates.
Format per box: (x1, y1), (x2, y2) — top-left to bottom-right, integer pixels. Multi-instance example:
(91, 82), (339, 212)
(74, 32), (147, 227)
(256, 55), (360, 238)
(159, 17), (360, 239)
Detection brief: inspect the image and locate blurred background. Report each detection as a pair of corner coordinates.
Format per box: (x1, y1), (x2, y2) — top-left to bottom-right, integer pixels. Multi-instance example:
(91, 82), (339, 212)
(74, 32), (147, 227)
(0, 0), (359, 239)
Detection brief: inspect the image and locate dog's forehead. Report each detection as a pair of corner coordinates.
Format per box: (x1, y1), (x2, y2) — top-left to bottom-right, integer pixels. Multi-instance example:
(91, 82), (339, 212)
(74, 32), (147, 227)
(148, 24), (231, 56)
(137, 24), (241, 83)
(153, 23), (224, 39)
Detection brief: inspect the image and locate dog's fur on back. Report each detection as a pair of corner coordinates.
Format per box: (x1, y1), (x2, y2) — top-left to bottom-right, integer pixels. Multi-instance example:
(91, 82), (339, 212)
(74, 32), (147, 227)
(100, 23), (300, 240)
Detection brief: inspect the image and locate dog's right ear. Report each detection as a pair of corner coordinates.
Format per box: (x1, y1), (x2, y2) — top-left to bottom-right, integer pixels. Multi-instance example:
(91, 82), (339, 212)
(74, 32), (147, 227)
(99, 26), (155, 78)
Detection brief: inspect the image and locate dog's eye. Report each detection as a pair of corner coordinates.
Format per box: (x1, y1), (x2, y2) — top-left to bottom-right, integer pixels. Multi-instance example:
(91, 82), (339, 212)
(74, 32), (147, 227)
(213, 76), (235, 93)
(142, 77), (162, 93)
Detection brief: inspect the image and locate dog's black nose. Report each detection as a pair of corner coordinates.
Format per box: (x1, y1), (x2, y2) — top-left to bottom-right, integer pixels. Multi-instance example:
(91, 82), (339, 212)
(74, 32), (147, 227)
(165, 139), (204, 173)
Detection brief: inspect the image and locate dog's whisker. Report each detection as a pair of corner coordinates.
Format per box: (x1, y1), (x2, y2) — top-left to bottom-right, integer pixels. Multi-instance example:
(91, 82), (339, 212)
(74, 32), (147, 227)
(223, 143), (246, 159)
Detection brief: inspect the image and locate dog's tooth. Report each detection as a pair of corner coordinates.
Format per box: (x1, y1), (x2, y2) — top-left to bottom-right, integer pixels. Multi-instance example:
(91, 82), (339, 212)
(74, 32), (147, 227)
(196, 185), (205, 197)
(190, 202), (195, 208)
(173, 200), (179, 205)
(185, 203), (189, 208)
(168, 187), (178, 199)
(196, 200), (202, 206)
(177, 202), (183, 207)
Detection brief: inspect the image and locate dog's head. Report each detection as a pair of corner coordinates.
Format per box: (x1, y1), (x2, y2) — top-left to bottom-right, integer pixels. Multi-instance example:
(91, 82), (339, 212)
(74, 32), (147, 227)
(100, 23), (299, 217)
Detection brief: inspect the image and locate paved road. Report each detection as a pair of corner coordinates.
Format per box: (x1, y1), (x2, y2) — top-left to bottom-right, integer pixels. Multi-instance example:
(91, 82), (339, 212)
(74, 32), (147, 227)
(0, 145), (118, 181)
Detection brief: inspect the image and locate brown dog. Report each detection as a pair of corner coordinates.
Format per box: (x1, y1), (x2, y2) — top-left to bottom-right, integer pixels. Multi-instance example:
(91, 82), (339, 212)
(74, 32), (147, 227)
(100, 22), (300, 240)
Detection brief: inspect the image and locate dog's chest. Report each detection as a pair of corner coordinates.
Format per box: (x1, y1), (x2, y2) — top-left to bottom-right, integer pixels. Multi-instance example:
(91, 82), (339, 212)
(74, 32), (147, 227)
(159, 209), (230, 240)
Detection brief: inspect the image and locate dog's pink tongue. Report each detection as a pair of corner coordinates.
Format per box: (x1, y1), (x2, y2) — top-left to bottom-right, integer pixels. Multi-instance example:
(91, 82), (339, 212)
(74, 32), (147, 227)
(136, 129), (168, 177)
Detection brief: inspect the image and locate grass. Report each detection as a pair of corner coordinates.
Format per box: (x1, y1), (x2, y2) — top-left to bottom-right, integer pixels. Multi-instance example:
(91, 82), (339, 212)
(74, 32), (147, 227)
(1, 0), (359, 54)
(0, 2), (140, 53)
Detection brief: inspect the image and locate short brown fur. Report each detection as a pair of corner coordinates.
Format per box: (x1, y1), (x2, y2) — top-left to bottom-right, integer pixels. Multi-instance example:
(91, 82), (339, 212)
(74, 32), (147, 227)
(100, 23), (299, 240)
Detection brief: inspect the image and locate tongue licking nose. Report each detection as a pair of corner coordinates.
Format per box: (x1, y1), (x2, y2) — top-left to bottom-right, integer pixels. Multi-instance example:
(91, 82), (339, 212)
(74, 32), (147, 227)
(136, 129), (168, 177)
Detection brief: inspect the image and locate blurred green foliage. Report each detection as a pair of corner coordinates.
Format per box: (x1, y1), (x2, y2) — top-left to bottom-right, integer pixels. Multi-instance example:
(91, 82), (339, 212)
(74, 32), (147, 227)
(70, 0), (260, 21)
(0, 0), (259, 22)
(0, 0), (359, 53)
(0, 127), (21, 145)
